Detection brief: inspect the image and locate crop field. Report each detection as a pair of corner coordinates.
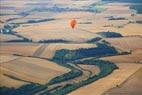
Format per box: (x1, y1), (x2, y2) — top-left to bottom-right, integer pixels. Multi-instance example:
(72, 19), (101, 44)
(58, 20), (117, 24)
(0, 34), (23, 42)
(0, 56), (70, 85)
(105, 36), (142, 52)
(40, 43), (97, 59)
(0, 54), (19, 63)
(0, 0), (142, 95)
(104, 67), (142, 95)
(0, 43), (41, 56)
(69, 63), (142, 95)
(0, 72), (28, 88)
(101, 53), (142, 63)
(14, 26), (100, 42)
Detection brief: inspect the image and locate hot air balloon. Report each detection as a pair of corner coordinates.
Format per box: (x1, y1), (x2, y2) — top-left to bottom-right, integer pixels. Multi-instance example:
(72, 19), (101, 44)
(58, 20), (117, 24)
(70, 19), (77, 29)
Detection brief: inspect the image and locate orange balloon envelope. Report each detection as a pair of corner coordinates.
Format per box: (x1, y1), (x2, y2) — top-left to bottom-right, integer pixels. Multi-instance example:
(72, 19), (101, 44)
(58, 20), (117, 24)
(70, 19), (77, 29)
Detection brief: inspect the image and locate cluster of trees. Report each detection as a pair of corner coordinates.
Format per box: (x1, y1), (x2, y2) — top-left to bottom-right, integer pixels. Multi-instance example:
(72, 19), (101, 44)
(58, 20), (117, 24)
(49, 43), (120, 94)
(38, 39), (69, 43)
(0, 24), (18, 34)
(86, 37), (102, 43)
(136, 20), (142, 24)
(97, 31), (122, 38)
(1, 23), (32, 43)
(50, 59), (118, 95)
(0, 40), (122, 95)
(0, 84), (47, 95)
(77, 59), (118, 75)
(102, 0), (142, 3)
(130, 5), (142, 14)
(108, 17), (126, 20)
(52, 43), (118, 62)
(27, 18), (55, 24)
(0, 42), (120, 95)
(14, 18), (55, 25)
(6, 38), (32, 43)
(49, 66), (82, 85)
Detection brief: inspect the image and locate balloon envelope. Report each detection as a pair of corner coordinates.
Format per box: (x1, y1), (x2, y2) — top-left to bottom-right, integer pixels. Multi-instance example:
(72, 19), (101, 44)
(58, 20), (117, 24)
(70, 19), (77, 29)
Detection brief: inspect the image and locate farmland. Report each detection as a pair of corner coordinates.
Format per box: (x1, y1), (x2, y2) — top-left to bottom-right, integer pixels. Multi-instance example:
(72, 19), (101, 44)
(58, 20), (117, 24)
(105, 36), (142, 52)
(0, 0), (142, 95)
(0, 43), (41, 56)
(0, 42), (120, 95)
(101, 53), (142, 63)
(69, 63), (142, 95)
(40, 43), (97, 59)
(104, 67), (142, 95)
(0, 56), (70, 84)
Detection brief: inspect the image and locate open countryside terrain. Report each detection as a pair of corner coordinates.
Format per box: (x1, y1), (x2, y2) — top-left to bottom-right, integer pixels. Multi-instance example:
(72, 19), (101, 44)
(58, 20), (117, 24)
(0, 55), (70, 85)
(103, 67), (142, 95)
(0, 0), (142, 95)
(39, 43), (97, 59)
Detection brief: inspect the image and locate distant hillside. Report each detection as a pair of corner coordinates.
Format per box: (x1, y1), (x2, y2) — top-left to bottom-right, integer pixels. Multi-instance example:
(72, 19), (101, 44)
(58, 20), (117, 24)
(130, 5), (142, 14)
(102, 0), (142, 3)
(102, 0), (142, 14)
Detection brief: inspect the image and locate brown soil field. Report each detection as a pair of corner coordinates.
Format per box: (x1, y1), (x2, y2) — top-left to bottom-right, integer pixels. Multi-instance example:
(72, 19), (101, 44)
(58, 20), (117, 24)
(0, 54), (20, 63)
(0, 43), (41, 56)
(78, 3), (142, 36)
(101, 53), (142, 63)
(68, 63), (142, 95)
(11, 2), (142, 43)
(104, 68), (142, 95)
(0, 56), (70, 84)
(0, 34), (23, 42)
(105, 36), (142, 52)
(14, 25), (100, 42)
(0, 15), (21, 23)
(0, 73), (28, 88)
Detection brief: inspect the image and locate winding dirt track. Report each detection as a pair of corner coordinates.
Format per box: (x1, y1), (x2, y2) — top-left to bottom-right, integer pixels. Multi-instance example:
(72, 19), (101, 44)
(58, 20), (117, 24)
(33, 44), (48, 57)
(68, 63), (142, 95)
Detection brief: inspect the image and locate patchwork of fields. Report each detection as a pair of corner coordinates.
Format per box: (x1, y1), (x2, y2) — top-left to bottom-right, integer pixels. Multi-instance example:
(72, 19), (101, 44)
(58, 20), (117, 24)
(0, 0), (142, 95)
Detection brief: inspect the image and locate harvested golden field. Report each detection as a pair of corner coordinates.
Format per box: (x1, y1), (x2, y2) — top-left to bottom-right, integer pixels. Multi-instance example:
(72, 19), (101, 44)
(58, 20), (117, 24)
(0, 56), (70, 84)
(0, 15), (21, 23)
(78, 3), (142, 36)
(12, 2), (142, 43)
(40, 43), (97, 59)
(0, 54), (19, 63)
(105, 36), (142, 52)
(87, 21), (142, 36)
(69, 63), (142, 95)
(101, 53), (142, 63)
(0, 72), (28, 88)
(104, 68), (142, 95)
(104, 24), (142, 36)
(0, 34), (23, 42)
(0, 43), (41, 56)
(14, 24), (100, 42)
